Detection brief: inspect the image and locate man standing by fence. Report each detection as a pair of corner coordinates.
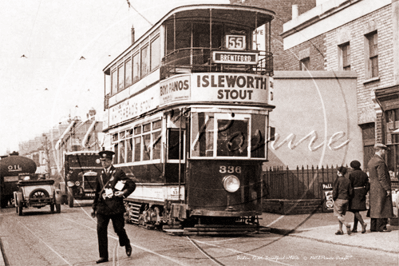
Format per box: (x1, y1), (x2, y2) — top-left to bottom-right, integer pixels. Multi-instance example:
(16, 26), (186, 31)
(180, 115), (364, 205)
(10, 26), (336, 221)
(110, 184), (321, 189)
(367, 144), (393, 232)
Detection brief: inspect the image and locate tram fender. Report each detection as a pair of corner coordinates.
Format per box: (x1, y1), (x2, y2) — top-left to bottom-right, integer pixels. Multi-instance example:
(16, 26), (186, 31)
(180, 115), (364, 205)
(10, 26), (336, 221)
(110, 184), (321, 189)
(171, 203), (188, 219)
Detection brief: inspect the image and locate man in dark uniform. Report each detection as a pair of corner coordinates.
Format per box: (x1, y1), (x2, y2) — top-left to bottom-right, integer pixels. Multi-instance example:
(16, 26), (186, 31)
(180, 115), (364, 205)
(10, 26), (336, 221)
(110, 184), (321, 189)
(367, 143), (393, 232)
(91, 150), (136, 264)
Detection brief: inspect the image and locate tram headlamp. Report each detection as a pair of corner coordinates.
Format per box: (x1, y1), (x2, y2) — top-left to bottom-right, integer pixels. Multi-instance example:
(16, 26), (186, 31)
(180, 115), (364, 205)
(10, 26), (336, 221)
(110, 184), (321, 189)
(75, 181), (80, 186)
(222, 175), (240, 193)
(67, 181), (75, 187)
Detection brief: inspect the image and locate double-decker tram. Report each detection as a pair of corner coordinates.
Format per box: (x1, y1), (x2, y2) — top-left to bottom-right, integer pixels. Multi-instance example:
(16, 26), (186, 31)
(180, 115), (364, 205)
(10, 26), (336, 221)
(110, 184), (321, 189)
(102, 4), (275, 234)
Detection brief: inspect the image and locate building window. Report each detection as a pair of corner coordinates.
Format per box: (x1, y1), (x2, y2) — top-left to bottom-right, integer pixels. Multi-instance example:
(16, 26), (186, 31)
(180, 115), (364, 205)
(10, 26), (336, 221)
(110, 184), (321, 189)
(339, 42), (350, 71)
(366, 31), (378, 78)
(360, 123), (375, 170)
(299, 57), (310, 71)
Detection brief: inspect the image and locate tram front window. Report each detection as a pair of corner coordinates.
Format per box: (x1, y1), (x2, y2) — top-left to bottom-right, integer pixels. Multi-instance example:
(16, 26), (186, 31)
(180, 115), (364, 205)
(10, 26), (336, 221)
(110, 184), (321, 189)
(217, 118), (248, 157)
(191, 112), (266, 159)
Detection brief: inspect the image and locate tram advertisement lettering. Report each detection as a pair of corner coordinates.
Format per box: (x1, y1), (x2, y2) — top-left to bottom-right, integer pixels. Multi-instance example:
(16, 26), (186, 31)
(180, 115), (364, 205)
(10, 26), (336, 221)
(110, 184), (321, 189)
(197, 74), (267, 90)
(160, 78), (189, 96)
(160, 75), (190, 104)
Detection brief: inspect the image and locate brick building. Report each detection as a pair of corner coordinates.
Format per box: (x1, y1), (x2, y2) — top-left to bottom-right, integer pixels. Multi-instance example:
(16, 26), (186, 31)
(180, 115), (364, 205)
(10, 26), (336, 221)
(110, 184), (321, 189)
(231, 0), (317, 70)
(280, 0), (399, 178)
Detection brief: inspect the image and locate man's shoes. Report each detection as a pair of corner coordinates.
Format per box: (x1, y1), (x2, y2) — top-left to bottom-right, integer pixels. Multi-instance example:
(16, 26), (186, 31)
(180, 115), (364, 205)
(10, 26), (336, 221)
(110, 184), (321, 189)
(96, 257), (108, 264)
(125, 244), (132, 257)
(361, 223), (367, 234)
(378, 228), (392, 232)
(351, 229), (357, 233)
(346, 225), (351, 235)
(335, 230), (343, 235)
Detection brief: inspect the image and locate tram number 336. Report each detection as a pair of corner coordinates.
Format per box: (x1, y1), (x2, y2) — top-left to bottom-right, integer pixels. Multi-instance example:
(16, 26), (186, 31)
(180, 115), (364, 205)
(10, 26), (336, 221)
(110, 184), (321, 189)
(219, 166), (242, 174)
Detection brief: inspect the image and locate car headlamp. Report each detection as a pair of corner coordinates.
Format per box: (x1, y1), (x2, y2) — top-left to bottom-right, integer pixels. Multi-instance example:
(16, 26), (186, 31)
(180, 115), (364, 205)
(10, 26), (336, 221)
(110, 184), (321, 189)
(67, 181), (75, 187)
(222, 175), (240, 193)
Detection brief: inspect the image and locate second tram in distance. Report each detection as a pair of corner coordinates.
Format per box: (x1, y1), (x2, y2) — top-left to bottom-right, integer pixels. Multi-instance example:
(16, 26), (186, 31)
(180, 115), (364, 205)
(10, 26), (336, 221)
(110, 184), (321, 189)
(101, 4), (275, 234)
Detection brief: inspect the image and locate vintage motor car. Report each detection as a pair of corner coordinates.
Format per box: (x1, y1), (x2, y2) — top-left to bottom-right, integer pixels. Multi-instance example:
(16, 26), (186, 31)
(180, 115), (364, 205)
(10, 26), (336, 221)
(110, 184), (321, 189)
(13, 174), (62, 215)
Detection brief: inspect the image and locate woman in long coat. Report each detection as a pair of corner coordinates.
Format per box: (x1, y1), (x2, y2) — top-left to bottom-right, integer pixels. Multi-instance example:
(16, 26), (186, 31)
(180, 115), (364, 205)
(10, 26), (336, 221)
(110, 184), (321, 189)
(348, 160), (369, 233)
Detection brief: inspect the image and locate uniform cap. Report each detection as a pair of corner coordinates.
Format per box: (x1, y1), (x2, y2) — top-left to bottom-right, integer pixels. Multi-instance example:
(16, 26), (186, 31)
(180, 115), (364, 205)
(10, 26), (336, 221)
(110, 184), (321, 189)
(99, 150), (115, 160)
(374, 143), (389, 150)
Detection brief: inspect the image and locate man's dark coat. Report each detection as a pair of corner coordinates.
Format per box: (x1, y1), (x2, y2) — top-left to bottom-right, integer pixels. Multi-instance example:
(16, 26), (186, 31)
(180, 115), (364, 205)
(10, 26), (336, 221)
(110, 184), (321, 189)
(367, 154), (393, 218)
(92, 166), (136, 215)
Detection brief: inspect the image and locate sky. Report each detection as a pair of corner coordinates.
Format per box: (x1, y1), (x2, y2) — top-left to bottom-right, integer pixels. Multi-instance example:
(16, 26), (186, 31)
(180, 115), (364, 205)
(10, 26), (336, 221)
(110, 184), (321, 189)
(0, 0), (229, 155)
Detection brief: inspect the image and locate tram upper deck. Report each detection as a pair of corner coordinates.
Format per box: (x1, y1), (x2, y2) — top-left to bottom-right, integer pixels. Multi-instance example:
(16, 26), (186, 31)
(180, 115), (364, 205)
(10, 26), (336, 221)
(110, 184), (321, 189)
(103, 5), (274, 109)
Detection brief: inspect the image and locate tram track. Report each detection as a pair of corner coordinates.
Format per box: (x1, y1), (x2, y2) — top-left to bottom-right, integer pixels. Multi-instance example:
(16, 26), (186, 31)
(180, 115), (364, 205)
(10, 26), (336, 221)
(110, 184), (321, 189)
(64, 217), (189, 266)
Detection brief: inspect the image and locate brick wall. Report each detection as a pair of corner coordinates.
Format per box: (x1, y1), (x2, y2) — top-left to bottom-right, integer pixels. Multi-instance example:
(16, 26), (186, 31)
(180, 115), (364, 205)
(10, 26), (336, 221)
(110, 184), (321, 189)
(325, 5), (393, 125)
(284, 34), (326, 71)
(231, 0), (317, 71)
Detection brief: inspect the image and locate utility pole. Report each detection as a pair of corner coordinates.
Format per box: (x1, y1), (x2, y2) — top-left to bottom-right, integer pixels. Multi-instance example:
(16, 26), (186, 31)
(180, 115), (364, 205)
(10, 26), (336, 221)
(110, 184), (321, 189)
(42, 133), (51, 177)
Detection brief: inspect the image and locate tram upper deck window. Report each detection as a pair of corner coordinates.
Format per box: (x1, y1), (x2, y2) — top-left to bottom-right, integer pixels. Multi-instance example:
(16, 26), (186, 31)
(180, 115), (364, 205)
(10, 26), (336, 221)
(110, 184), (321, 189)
(118, 64), (124, 92)
(191, 112), (266, 159)
(125, 58), (132, 87)
(141, 45), (150, 77)
(111, 70), (117, 95)
(133, 53), (140, 83)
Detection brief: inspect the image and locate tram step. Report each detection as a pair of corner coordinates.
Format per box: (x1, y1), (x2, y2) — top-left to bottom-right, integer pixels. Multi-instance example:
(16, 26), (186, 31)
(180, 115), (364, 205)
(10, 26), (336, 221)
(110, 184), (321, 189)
(185, 227), (257, 232)
(193, 224), (257, 228)
(183, 230), (253, 236)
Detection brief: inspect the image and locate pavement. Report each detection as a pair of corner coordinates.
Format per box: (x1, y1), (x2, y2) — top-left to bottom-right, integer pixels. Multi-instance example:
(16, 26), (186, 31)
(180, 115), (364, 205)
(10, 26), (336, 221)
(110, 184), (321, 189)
(259, 211), (399, 254)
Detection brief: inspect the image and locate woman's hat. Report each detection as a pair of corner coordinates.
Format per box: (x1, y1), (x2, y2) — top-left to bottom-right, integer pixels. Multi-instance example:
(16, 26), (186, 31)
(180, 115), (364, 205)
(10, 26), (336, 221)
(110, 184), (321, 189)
(350, 160), (361, 169)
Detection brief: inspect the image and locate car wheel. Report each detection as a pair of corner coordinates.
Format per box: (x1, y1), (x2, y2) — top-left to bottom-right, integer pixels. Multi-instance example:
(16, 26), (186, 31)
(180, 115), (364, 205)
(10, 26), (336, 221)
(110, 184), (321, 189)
(68, 193), (74, 208)
(18, 203), (23, 216)
(55, 203), (61, 213)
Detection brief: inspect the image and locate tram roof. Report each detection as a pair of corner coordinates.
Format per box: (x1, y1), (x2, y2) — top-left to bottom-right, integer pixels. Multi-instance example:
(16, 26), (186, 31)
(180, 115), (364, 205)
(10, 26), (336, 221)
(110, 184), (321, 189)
(103, 4), (275, 73)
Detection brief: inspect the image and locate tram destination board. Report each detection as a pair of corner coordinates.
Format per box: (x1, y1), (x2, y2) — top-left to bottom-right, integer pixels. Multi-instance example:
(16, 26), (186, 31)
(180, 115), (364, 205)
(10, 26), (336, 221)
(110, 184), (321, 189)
(212, 51), (258, 65)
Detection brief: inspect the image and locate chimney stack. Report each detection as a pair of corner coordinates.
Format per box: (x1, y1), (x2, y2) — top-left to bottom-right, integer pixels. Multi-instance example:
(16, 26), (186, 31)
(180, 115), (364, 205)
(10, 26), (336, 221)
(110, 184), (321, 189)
(131, 26), (135, 44)
(292, 5), (299, 19)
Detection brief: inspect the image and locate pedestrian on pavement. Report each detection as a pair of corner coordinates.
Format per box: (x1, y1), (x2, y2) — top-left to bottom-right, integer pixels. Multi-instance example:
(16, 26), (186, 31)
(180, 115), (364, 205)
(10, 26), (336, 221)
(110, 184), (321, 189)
(91, 150), (136, 264)
(333, 166), (353, 235)
(367, 143), (393, 232)
(348, 160), (369, 233)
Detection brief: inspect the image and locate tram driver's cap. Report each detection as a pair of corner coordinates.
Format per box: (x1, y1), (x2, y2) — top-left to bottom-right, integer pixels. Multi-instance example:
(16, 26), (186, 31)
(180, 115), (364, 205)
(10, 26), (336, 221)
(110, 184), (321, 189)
(99, 150), (115, 160)
(374, 143), (389, 150)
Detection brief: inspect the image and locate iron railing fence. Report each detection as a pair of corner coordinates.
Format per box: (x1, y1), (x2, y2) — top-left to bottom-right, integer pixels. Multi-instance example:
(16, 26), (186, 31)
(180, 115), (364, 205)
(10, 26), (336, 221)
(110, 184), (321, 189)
(263, 165), (346, 200)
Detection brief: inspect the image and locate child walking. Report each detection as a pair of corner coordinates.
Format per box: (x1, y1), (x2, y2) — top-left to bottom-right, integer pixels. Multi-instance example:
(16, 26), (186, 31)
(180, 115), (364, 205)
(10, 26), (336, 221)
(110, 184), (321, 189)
(333, 166), (354, 235)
